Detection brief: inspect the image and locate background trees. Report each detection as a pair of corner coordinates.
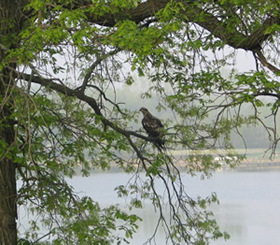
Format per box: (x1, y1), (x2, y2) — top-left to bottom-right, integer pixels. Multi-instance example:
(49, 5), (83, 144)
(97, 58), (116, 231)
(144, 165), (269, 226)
(1, 0), (280, 244)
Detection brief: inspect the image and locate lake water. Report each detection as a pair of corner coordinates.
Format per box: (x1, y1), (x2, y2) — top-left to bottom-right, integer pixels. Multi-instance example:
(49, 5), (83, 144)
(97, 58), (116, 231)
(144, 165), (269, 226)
(67, 169), (280, 245)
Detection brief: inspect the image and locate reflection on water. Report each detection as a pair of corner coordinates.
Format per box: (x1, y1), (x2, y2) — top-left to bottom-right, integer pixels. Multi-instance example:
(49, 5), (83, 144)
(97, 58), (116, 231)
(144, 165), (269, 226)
(52, 170), (280, 244)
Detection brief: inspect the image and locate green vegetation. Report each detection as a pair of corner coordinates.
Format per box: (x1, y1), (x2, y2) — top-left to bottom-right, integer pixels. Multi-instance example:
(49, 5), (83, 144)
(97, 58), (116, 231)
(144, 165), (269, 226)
(1, 0), (280, 244)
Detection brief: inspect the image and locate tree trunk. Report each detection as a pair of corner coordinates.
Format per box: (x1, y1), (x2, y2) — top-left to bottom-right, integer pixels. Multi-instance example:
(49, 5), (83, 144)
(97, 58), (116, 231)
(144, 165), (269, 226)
(0, 0), (23, 243)
(0, 136), (17, 245)
(0, 70), (18, 245)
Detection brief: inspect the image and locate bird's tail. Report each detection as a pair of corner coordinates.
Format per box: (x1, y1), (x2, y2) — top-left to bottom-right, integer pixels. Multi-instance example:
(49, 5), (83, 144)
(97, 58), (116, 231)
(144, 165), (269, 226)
(155, 138), (166, 151)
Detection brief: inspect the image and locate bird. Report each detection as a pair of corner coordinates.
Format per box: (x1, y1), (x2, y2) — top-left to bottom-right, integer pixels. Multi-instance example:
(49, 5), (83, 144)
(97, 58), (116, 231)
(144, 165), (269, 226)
(139, 107), (165, 149)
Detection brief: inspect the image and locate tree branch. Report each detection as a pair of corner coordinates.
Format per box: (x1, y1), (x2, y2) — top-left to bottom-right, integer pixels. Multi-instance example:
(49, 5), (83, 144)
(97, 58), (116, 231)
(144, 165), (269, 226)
(181, 7), (280, 51)
(253, 91), (280, 100)
(76, 0), (280, 53)
(254, 49), (280, 73)
(77, 49), (120, 92)
(74, 0), (168, 26)
(15, 71), (155, 143)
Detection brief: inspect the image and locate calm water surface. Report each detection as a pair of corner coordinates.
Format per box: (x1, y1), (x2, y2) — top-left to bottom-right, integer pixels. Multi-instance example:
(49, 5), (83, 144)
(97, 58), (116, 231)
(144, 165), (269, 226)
(68, 169), (280, 244)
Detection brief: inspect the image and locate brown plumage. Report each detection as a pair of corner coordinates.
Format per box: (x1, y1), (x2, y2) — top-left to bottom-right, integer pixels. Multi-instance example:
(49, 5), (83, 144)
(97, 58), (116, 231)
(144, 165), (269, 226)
(139, 107), (165, 149)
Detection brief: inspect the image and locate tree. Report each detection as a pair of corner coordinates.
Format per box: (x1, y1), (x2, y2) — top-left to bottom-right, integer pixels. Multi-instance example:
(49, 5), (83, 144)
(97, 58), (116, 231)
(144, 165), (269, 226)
(1, 0), (280, 244)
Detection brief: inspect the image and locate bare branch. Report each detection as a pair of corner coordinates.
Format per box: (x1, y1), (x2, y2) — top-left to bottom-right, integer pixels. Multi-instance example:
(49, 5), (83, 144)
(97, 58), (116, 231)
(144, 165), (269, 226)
(77, 49), (120, 92)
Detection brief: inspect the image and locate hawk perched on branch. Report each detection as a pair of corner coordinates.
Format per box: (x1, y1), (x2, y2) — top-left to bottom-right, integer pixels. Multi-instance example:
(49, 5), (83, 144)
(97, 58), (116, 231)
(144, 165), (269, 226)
(139, 107), (165, 149)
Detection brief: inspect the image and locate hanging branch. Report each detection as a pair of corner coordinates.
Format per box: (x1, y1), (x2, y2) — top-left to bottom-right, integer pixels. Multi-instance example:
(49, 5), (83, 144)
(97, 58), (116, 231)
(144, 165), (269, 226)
(254, 49), (280, 74)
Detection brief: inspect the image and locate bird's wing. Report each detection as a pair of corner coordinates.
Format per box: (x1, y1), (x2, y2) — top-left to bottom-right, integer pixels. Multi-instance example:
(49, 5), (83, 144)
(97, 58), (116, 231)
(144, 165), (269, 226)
(142, 116), (163, 137)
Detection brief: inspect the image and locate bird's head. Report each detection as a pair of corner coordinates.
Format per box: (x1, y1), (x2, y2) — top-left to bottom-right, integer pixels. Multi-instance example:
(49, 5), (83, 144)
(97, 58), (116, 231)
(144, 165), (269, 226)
(139, 107), (149, 115)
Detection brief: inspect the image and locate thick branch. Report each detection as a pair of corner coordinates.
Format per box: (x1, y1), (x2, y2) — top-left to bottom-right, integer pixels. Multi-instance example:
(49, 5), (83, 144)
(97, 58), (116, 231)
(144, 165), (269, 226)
(75, 0), (169, 26)
(238, 17), (278, 50)
(181, 7), (279, 51)
(78, 0), (279, 52)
